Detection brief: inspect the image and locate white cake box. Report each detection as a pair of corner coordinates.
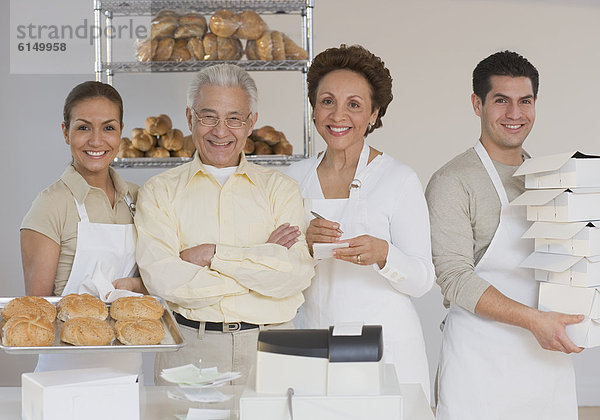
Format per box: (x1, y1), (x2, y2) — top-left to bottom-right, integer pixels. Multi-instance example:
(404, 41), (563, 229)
(520, 251), (600, 287)
(538, 282), (600, 348)
(510, 188), (600, 222)
(22, 368), (139, 420)
(241, 364), (403, 420)
(522, 221), (600, 257)
(514, 151), (600, 189)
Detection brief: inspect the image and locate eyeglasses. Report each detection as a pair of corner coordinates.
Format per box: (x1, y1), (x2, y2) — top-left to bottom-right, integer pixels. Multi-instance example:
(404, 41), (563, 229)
(191, 108), (251, 129)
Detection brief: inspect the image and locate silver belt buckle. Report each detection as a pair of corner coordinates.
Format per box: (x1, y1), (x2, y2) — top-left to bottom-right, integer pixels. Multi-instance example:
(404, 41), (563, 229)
(223, 322), (241, 332)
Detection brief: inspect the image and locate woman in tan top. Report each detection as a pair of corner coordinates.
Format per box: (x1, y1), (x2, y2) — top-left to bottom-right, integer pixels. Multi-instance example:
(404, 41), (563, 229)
(21, 81), (146, 297)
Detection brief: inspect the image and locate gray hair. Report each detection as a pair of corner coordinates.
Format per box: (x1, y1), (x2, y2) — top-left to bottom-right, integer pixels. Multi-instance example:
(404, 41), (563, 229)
(186, 64), (258, 114)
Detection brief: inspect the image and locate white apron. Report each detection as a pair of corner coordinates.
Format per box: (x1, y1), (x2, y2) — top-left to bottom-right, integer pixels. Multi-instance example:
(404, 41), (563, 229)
(297, 141), (431, 401)
(435, 142), (576, 420)
(36, 196), (142, 374)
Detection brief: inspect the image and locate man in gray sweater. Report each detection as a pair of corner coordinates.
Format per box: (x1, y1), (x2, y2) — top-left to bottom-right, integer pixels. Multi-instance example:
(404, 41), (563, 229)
(426, 51), (582, 420)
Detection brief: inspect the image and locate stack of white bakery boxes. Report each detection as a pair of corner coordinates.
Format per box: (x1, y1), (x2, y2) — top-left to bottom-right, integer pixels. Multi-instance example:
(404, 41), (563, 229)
(511, 152), (600, 348)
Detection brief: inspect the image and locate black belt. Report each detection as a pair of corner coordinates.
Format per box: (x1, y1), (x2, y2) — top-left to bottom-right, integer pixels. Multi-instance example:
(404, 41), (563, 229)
(175, 312), (261, 332)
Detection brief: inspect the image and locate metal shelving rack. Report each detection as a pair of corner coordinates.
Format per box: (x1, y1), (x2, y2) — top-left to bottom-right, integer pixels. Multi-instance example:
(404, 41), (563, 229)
(93, 0), (314, 168)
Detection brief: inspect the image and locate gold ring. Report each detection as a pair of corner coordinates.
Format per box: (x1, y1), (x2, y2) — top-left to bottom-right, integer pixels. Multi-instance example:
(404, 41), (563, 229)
(357, 254), (361, 264)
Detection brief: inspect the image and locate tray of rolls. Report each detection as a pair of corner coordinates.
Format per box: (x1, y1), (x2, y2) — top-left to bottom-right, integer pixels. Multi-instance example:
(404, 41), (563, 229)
(0, 295), (185, 354)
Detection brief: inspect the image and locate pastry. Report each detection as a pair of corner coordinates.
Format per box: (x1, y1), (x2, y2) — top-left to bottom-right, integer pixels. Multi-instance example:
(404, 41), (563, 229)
(154, 38), (175, 61)
(170, 39), (192, 61)
(271, 31), (286, 60)
(2, 314), (54, 347)
(179, 13), (207, 33)
(244, 138), (255, 154)
(187, 37), (205, 60)
(158, 128), (184, 151)
(110, 296), (164, 321)
(256, 31), (273, 60)
(282, 33), (308, 60)
(217, 36), (243, 60)
(171, 135), (195, 157)
(115, 319), (165, 345)
(145, 146), (170, 158)
(209, 9), (239, 38)
(60, 317), (114, 346)
(252, 125), (282, 146)
(131, 129), (155, 152)
(245, 40), (259, 60)
(174, 24), (206, 39)
(136, 38), (158, 62)
(203, 33), (218, 60)
(253, 141), (273, 155)
(235, 11), (267, 40)
(57, 293), (108, 321)
(151, 17), (178, 39)
(1, 296), (56, 323)
(145, 115), (172, 136)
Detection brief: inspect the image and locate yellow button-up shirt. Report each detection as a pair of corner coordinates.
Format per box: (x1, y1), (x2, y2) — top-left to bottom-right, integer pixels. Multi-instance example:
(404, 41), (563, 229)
(135, 154), (314, 324)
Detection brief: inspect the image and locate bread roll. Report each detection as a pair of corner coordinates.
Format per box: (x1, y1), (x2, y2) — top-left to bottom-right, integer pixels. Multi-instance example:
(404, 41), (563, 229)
(273, 139), (293, 155)
(136, 38), (158, 62)
(1, 296), (56, 323)
(158, 128), (184, 151)
(203, 33), (218, 60)
(61, 317), (114, 346)
(256, 31), (273, 60)
(252, 125), (282, 146)
(244, 138), (255, 154)
(209, 9), (239, 38)
(131, 130), (155, 152)
(57, 294), (108, 321)
(271, 31), (286, 60)
(235, 11), (267, 40)
(217, 36), (243, 60)
(282, 33), (308, 60)
(179, 13), (207, 32)
(170, 135), (195, 157)
(253, 141), (273, 155)
(245, 40), (259, 60)
(115, 319), (165, 345)
(187, 37), (205, 60)
(110, 296), (164, 321)
(145, 115), (172, 136)
(170, 39), (192, 61)
(145, 146), (170, 158)
(118, 137), (144, 158)
(151, 17), (178, 39)
(174, 24), (206, 39)
(2, 314), (54, 347)
(155, 38), (175, 61)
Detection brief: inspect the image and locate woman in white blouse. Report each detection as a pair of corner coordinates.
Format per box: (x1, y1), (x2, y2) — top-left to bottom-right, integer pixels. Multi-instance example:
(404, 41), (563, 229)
(285, 45), (435, 401)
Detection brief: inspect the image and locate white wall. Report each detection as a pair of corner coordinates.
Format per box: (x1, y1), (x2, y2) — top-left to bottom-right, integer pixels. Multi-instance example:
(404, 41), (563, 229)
(2, 0), (600, 405)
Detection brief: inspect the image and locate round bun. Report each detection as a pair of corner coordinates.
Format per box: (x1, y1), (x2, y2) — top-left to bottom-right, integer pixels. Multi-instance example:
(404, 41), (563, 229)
(170, 39), (192, 61)
(136, 38), (158, 62)
(151, 17), (178, 39)
(244, 138), (255, 154)
(115, 319), (165, 345)
(155, 38), (175, 61)
(217, 36), (243, 60)
(2, 314), (55, 347)
(1, 296), (56, 323)
(145, 146), (170, 158)
(60, 317), (114, 346)
(209, 9), (240, 38)
(131, 130), (155, 152)
(57, 294), (108, 322)
(145, 115), (172, 136)
(118, 137), (144, 158)
(253, 141), (273, 155)
(170, 135), (195, 157)
(179, 13), (207, 32)
(187, 37), (205, 60)
(110, 296), (164, 321)
(159, 128), (184, 151)
(252, 125), (282, 146)
(203, 33), (218, 60)
(236, 11), (267, 40)
(174, 24), (206, 39)
(273, 139), (293, 155)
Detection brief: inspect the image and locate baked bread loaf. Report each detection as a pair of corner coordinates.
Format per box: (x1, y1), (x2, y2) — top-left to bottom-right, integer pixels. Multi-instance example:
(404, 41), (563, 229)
(170, 135), (195, 157)
(57, 294), (108, 321)
(159, 128), (184, 151)
(179, 13), (207, 32)
(110, 296), (164, 321)
(209, 9), (240, 38)
(271, 31), (286, 60)
(235, 11), (267, 40)
(203, 33), (218, 60)
(1, 296), (56, 323)
(136, 38), (158, 62)
(145, 146), (170, 158)
(245, 40), (259, 60)
(131, 129), (155, 151)
(282, 33), (308, 60)
(244, 138), (255, 154)
(145, 115), (172, 136)
(118, 137), (144, 158)
(151, 16), (178, 39)
(253, 141), (273, 155)
(115, 319), (165, 345)
(174, 24), (206, 39)
(170, 39), (192, 61)
(60, 317), (114, 346)
(155, 38), (175, 61)
(217, 36), (243, 60)
(187, 37), (205, 60)
(252, 125), (282, 146)
(2, 314), (54, 347)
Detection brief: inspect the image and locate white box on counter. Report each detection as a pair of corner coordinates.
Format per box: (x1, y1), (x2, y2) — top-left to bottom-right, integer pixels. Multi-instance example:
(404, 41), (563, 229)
(523, 221), (600, 257)
(514, 151), (600, 189)
(241, 364), (403, 420)
(538, 282), (600, 348)
(22, 368), (139, 420)
(520, 251), (600, 287)
(510, 188), (600, 222)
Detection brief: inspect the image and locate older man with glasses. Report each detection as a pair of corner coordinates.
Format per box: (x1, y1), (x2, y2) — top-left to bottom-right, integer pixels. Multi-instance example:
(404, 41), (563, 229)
(135, 64), (314, 385)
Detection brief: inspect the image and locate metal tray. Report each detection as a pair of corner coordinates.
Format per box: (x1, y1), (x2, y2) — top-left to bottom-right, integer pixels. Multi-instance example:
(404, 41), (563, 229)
(0, 296), (185, 354)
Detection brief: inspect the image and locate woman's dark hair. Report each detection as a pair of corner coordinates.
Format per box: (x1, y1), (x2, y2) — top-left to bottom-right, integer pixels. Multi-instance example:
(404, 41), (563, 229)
(307, 44), (393, 137)
(63, 81), (124, 130)
(473, 51), (539, 104)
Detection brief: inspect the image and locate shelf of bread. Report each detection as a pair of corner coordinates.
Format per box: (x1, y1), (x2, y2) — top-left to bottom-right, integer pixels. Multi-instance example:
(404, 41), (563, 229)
(99, 0), (309, 16)
(112, 154), (303, 168)
(105, 59), (306, 73)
